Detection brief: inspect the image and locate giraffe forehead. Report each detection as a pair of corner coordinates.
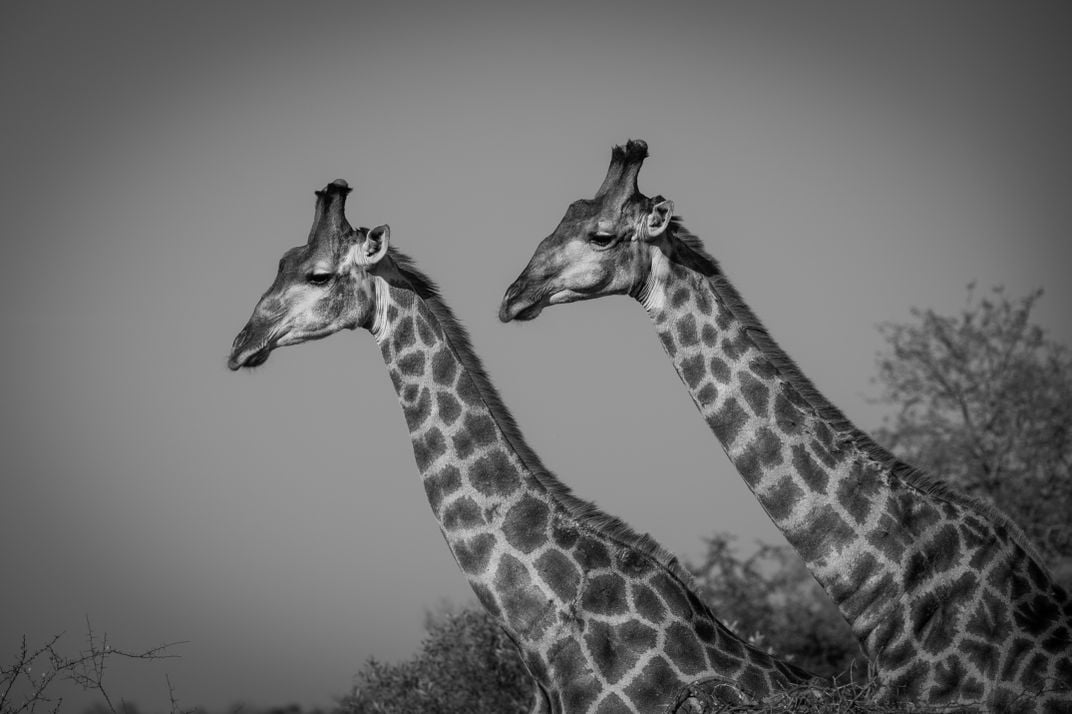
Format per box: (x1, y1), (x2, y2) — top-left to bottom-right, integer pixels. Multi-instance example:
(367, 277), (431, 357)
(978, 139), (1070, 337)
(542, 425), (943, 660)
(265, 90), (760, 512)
(278, 244), (324, 272)
(282, 234), (364, 272)
(572, 195), (648, 231)
(563, 199), (599, 222)
(278, 245), (306, 269)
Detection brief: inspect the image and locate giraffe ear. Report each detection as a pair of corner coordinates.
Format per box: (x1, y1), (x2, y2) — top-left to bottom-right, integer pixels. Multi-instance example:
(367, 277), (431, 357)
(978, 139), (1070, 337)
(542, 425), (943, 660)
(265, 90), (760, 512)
(646, 200), (674, 239)
(360, 224), (391, 265)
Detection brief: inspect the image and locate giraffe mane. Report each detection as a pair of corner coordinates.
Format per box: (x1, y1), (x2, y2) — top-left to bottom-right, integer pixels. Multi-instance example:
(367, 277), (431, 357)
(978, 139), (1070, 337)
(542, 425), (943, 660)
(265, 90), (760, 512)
(381, 246), (710, 594)
(664, 218), (1050, 567)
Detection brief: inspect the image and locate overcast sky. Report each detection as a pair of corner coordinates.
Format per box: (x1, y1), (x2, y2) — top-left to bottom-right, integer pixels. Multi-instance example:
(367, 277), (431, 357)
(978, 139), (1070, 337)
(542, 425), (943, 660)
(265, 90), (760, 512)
(2, 2), (1070, 711)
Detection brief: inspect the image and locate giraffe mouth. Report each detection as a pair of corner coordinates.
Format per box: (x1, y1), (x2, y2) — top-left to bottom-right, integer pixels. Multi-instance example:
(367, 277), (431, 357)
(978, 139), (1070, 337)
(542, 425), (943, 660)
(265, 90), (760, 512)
(228, 340), (274, 370)
(510, 299), (547, 322)
(499, 285), (549, 322)
(501, 289), (582, 322)
(243, 345), (272, 368)
(229, 324), (343, 369)
(228, 323), (280, 370)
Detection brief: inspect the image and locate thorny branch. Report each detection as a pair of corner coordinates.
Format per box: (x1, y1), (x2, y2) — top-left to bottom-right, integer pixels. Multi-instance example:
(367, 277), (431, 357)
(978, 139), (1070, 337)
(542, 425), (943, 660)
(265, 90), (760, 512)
(0, 617), (186, 714)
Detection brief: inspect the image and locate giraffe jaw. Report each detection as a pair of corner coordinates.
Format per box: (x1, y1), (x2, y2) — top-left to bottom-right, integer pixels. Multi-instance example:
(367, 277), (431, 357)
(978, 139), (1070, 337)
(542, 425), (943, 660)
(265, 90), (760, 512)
(500, 287), (592, 322)
(228, 324), (351, 370)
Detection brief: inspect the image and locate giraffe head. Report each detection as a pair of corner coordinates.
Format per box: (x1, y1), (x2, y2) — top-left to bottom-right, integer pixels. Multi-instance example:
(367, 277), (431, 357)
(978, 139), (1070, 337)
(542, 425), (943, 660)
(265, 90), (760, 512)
(228, 180), (391, 370)
(499, 139), (684, 322)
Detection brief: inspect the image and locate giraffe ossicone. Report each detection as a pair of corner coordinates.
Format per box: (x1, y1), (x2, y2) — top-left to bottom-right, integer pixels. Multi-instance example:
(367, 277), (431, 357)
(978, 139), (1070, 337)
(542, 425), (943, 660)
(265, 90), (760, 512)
(229, 180), (828, 713)
(499, 140), (1072, 711)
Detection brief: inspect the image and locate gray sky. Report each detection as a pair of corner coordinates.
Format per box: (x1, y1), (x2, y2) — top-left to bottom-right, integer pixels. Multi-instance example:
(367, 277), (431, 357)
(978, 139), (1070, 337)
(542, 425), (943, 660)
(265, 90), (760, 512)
(2, 2), (1070, 711)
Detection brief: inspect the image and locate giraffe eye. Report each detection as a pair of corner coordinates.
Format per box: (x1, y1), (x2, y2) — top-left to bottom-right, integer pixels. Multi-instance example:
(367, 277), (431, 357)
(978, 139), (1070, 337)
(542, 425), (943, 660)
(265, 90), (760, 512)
(308, 272), (332, 286)
(588, 232), (618, 249)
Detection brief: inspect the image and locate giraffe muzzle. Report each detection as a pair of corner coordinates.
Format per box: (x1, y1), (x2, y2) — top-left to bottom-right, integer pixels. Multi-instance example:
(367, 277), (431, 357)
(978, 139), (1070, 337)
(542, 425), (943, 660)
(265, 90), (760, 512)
(499, 281), (548, 323)
(228, 324), (275, 370)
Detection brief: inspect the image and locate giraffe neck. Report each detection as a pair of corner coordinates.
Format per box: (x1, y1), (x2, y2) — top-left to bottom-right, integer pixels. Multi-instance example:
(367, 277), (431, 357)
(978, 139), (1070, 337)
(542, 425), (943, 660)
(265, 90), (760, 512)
(640, 260), (889, 627)
(636, 247), (1072, 704)
(371, 275), (822, 711)
(375, 280), (555, 641)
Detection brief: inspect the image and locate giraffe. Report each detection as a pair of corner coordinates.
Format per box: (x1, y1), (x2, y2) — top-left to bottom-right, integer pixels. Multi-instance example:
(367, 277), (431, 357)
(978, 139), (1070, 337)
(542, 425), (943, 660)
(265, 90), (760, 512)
(498, 140), (1072, 711)
(228, 180), (828, 713)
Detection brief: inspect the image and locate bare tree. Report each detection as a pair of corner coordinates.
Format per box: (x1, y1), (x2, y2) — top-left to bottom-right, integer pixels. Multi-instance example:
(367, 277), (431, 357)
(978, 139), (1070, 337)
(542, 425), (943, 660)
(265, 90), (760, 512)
(1, 617), (184, 714)
(873, 285), (1072, 580)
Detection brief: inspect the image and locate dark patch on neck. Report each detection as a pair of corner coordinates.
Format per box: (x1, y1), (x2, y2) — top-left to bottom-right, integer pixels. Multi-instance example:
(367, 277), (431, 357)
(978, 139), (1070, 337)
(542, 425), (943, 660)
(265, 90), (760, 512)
(373, 249), (441, 301)
(656, 218), (719, 277)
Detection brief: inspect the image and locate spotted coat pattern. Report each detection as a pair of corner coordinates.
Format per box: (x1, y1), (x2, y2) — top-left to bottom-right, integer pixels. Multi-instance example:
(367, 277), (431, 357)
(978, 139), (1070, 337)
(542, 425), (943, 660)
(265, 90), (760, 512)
(499, 136), (1072, 710)
(646, 259), (1072, 711)
(377, 281), (823, 713)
